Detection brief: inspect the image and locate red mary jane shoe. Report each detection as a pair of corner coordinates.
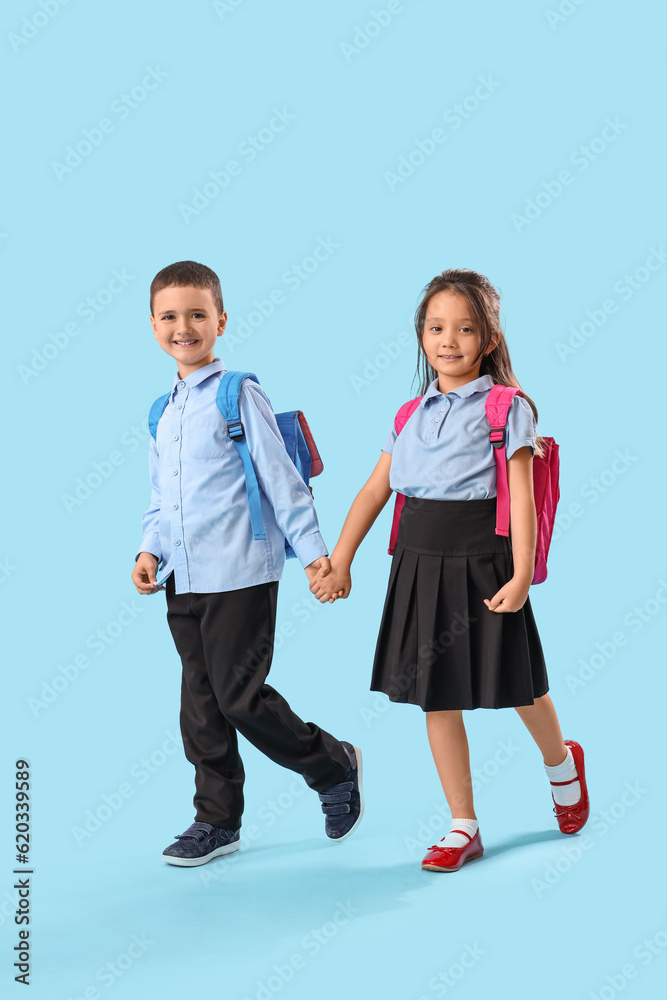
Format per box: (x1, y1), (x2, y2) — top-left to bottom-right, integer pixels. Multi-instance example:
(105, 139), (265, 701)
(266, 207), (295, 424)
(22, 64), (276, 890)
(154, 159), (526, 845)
(551, 739), (590, 834)
(421, 829), (484, 872)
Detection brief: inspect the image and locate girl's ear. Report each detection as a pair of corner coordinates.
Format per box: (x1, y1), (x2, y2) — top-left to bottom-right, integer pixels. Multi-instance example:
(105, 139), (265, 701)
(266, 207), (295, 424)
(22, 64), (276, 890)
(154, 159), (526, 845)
(486, 329), (501, 355)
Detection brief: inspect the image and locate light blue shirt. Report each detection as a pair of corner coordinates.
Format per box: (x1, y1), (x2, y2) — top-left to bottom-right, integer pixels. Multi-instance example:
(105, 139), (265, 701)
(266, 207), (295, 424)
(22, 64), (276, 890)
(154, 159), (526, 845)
(136, 359), (327, 594)
(382, 374), (537, 500)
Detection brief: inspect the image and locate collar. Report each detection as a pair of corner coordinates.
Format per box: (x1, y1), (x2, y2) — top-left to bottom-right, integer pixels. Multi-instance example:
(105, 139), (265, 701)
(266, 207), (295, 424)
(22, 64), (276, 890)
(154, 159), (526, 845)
(421, 373), (495, 405)
(170, 358), (227, 398)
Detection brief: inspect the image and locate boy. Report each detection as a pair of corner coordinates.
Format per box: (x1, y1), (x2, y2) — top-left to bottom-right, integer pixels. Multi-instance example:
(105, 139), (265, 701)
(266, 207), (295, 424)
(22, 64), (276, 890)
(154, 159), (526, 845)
(131, 261), (362, 867)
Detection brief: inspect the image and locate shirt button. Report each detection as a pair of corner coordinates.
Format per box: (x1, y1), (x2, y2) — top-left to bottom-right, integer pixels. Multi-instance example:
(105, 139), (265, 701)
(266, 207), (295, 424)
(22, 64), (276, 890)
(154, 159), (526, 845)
(172, 504), (179, 510)
(440, 407), (445, 411)
(175, 540), (182, 546)
(173, 435), (179, 441)
(177, 404), (182, 410)
(172, 469), (178, 476)
(435, 418), (440, 422)
(179, 381), (186, 387)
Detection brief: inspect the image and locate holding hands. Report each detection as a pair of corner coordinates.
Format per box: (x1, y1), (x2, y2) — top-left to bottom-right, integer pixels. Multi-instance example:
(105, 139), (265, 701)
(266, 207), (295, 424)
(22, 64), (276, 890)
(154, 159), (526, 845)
(305, 453), (392, 606)
(308, 555), (352, 604)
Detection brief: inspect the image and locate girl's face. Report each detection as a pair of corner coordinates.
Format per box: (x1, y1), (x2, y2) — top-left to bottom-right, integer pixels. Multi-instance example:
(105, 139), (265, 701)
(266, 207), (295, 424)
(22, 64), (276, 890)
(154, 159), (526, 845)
(421, 290), (487, 392)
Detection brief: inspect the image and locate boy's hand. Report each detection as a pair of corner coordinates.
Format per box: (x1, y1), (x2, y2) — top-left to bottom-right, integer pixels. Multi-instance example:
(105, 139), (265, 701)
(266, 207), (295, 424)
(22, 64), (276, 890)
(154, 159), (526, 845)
(309, 558), (351, 604)
(132, 553), (164, 594)
(304, 556), (345, 603)
(304, 556), (331, 588)
(484, 576), (530, 613)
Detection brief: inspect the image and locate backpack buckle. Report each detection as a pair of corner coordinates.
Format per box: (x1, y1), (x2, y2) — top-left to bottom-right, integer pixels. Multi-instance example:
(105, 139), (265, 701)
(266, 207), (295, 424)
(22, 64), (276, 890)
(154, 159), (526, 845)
(489, 427), (506, 449)
(227, 420), (244, 440)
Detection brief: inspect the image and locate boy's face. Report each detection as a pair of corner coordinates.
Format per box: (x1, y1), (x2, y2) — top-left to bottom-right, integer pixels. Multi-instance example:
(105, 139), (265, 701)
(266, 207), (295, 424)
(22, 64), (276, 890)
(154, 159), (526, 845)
(150, 285), (227, 377)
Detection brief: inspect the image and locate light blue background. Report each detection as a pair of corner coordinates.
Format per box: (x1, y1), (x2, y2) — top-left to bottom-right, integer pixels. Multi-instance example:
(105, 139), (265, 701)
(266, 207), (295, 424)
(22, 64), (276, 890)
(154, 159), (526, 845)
(3, 0), (666, 997)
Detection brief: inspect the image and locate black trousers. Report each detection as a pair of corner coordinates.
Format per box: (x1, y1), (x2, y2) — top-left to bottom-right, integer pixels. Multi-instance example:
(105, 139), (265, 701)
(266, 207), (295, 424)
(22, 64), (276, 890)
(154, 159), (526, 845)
(165, 573), (349, 829)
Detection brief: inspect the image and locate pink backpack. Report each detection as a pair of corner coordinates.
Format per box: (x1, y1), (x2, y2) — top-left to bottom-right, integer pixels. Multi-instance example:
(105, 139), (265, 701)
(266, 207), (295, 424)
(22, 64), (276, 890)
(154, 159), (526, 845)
(387, 385), (560, 584)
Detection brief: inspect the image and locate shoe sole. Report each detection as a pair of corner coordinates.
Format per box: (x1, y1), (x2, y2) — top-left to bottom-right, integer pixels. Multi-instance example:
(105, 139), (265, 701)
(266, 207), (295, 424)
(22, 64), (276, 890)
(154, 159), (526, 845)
(161, 840), (240, 867)
(330, 745), (364, 843)
(422, 851), (484, 872)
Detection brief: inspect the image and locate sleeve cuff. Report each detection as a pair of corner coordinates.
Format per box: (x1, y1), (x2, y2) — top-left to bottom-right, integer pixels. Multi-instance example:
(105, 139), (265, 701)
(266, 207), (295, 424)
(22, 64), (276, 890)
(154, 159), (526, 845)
(290, 530), (328, 570)
(136, 538), (162, 564)
(506, 438), (536, 460)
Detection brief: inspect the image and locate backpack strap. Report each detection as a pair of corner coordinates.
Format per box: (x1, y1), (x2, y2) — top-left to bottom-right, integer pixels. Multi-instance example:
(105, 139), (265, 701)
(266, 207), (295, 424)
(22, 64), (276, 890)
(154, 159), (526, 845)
(395, 396), (423, 433)
(215, 371), (267, 541)
(388, 395), (424, 554)
(485, 384), (522, 537)
(148, 392), (171, 440)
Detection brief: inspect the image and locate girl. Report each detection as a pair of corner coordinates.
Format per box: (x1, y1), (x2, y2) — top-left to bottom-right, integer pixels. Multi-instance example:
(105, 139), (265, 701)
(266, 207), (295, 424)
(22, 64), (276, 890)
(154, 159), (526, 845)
(310, 268), (589, 872)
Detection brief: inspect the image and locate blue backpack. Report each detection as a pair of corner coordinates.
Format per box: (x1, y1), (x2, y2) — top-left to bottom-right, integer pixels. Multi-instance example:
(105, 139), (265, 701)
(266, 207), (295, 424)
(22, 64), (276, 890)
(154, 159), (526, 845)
(148, 370), (324, 559)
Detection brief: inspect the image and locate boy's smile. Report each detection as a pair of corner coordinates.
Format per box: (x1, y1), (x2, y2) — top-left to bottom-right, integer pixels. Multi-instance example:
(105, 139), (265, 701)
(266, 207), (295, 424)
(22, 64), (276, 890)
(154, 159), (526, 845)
(151, 285), (227, 378)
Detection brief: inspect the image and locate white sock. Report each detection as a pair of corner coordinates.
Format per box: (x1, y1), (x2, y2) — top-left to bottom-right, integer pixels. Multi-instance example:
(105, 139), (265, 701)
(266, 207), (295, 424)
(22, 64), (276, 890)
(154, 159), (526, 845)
(544, 747), (581, 806)
(438, 818), (479, 848)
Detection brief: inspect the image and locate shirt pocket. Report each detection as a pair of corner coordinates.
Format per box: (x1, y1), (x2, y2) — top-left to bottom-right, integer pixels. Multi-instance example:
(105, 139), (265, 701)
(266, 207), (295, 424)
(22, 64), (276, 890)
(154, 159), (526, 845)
(187, 420), (232, 460)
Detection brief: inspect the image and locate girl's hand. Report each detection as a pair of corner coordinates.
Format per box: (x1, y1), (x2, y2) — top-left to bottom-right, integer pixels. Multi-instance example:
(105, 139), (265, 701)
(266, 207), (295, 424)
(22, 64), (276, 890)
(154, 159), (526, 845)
(310, 560), (351, 604)
(484, 576), (531, 613)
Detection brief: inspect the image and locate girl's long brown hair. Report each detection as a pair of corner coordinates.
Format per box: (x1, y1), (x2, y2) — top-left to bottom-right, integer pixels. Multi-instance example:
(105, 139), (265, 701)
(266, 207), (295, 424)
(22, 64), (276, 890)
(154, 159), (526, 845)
(413, 268), (543, 453)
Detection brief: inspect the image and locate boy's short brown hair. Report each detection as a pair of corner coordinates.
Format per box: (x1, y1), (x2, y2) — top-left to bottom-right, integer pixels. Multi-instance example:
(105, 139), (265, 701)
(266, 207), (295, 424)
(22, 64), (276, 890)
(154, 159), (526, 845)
(150, 260), (223, 315)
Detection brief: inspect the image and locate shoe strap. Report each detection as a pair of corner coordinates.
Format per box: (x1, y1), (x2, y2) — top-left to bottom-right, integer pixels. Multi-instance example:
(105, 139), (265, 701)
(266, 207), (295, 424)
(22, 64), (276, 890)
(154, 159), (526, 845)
(176, 822), (213, 840)
(321, 802), (351, 816)
(319, 782), (353, 803)
(428, 830), (475, 851)
(550, 777), (579, 786)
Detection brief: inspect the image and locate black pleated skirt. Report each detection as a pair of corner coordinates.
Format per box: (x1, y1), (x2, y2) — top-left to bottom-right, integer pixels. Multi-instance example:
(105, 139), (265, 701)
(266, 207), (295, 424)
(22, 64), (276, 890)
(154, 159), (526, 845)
(370, 497), (549, 711)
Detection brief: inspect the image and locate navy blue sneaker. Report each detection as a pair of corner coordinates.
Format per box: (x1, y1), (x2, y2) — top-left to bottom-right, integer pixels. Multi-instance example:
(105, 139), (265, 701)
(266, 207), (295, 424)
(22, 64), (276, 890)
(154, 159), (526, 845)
(161, 822), (240, 867)
(318, 742), (364, 842)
